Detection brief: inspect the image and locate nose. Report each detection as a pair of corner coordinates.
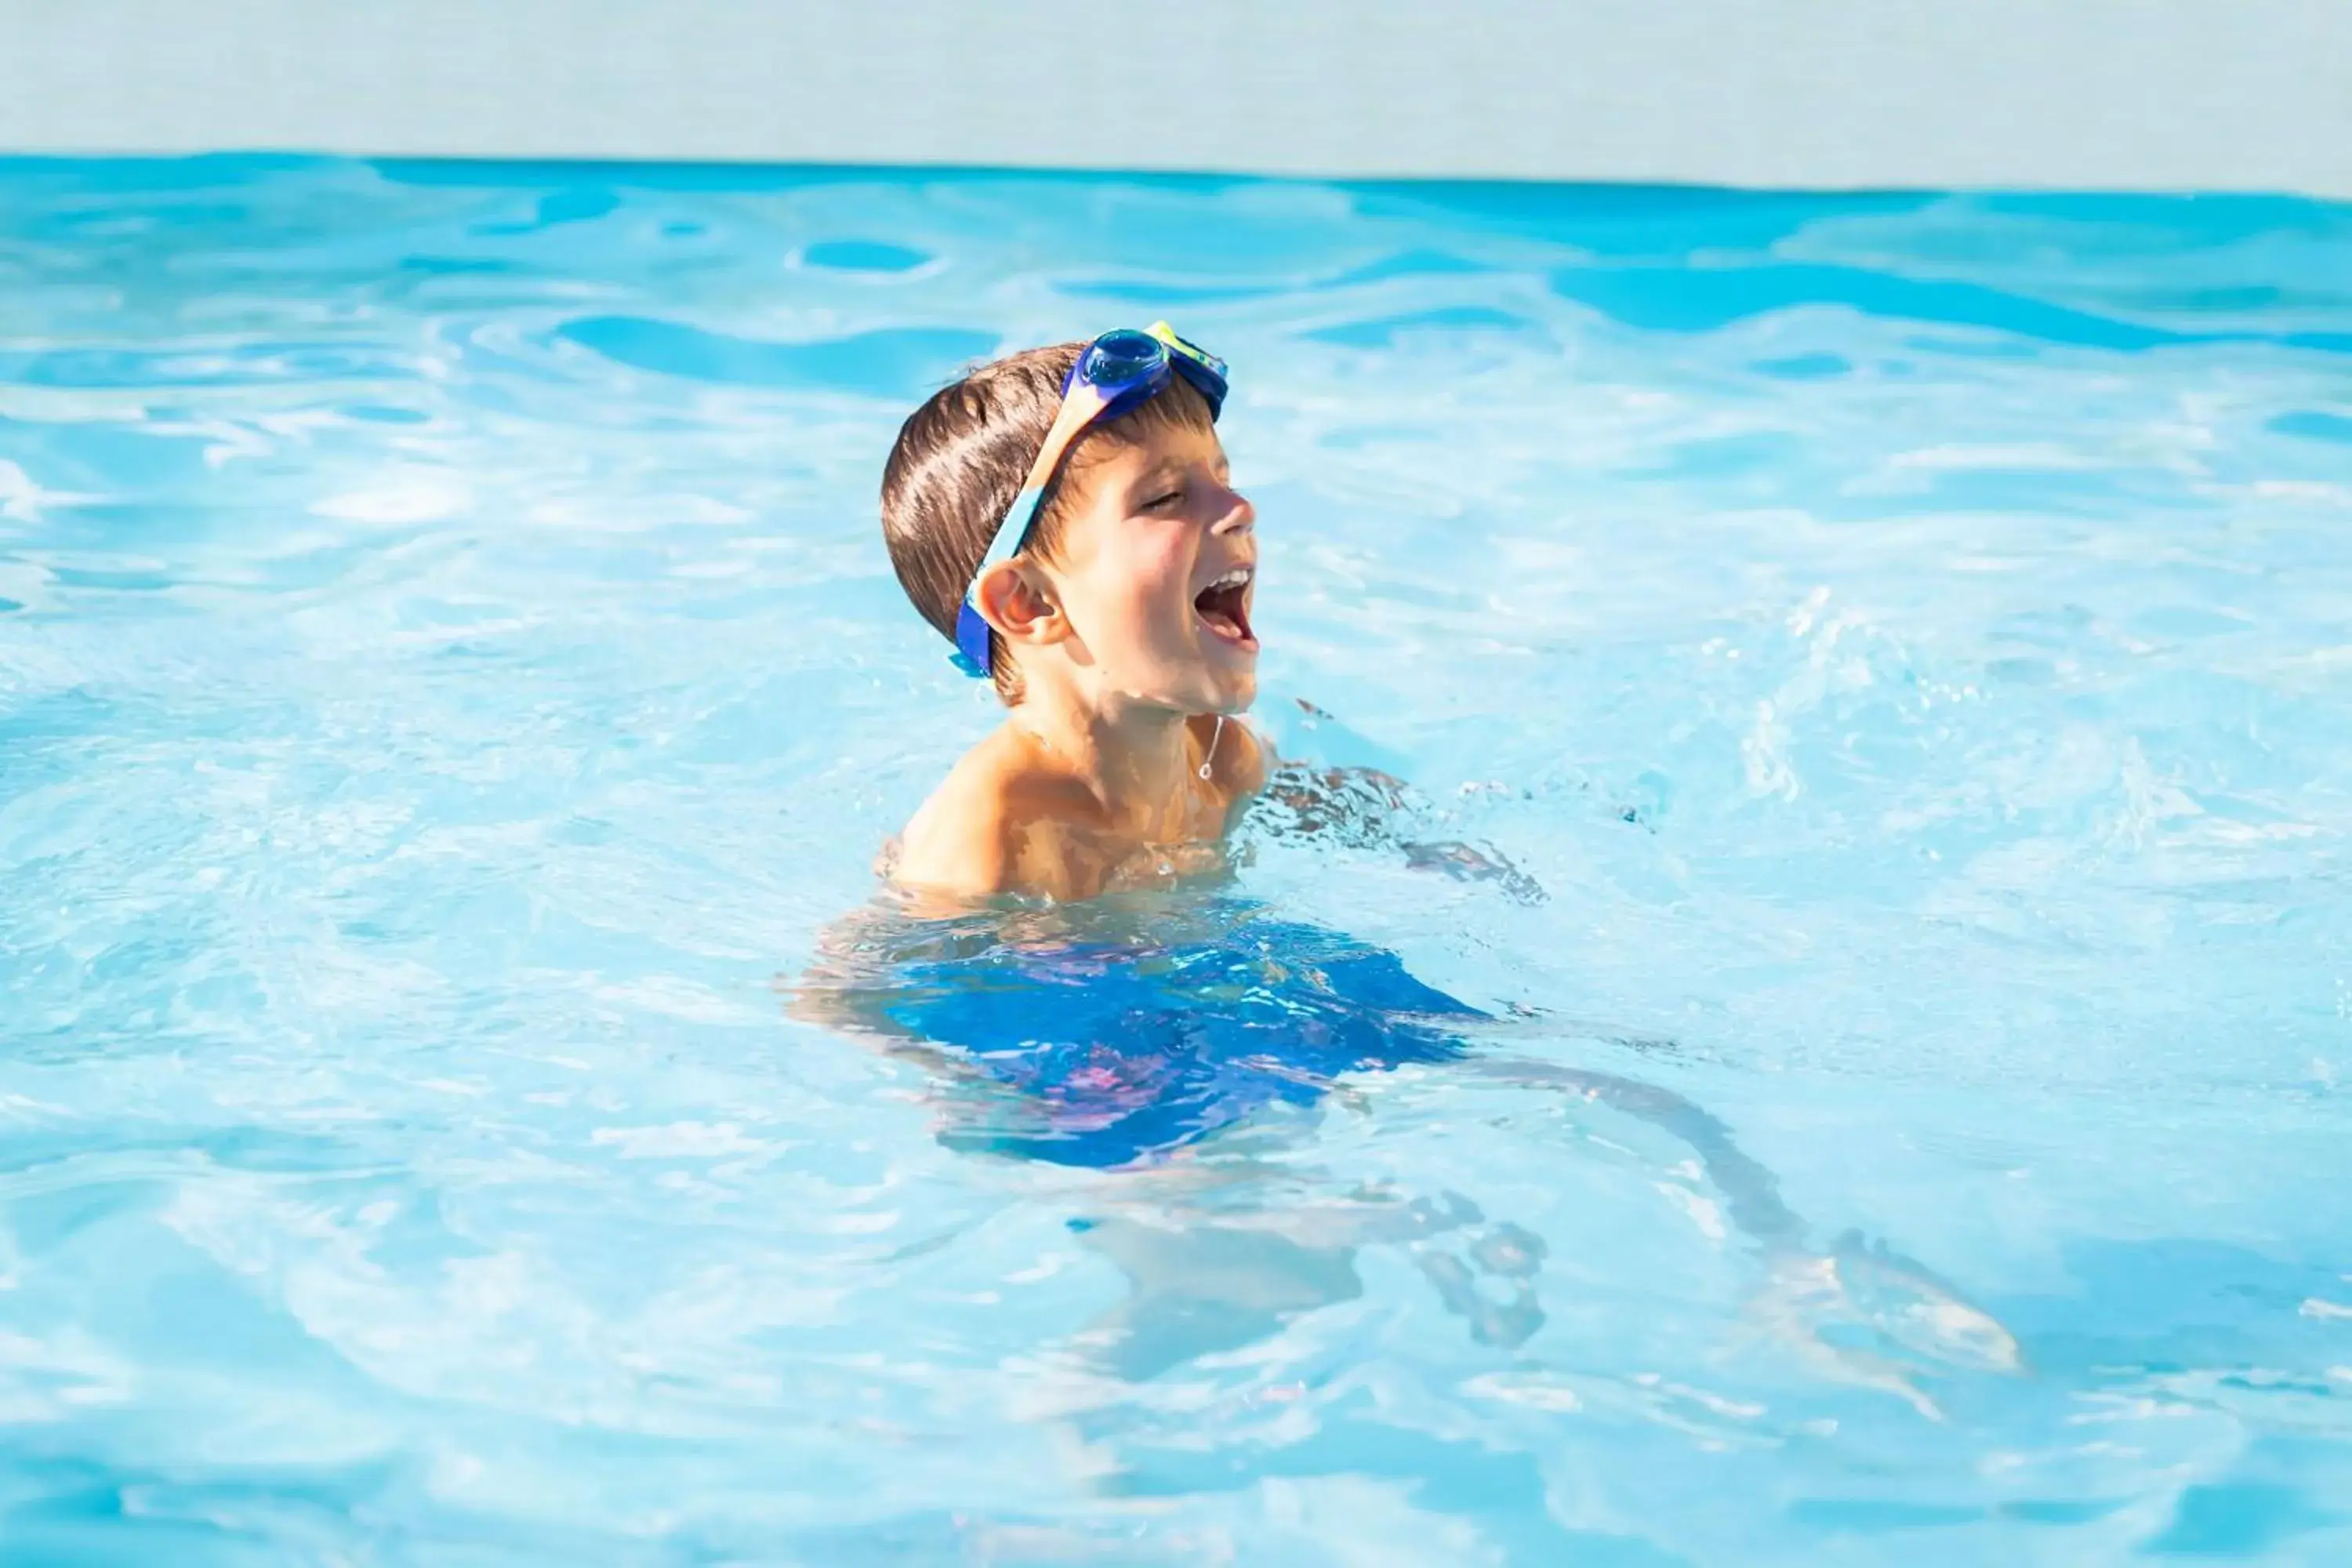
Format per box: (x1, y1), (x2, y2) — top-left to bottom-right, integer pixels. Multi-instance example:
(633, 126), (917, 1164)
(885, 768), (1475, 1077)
(1210, 483), (1255, 536)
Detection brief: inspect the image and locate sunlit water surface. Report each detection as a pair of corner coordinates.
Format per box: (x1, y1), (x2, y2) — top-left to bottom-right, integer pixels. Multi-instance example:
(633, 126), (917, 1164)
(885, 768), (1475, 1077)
(4, 158), (2352, 1565)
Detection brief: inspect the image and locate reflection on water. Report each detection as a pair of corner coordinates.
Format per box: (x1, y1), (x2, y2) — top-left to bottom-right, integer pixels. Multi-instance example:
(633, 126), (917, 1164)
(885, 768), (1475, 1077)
(793, 890), (2018, 1417)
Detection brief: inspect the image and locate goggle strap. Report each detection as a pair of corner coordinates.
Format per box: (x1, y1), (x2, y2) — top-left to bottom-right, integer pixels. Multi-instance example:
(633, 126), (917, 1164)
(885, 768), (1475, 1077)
(952, 477), (1046, 673)
(951, 382), (1112, 677)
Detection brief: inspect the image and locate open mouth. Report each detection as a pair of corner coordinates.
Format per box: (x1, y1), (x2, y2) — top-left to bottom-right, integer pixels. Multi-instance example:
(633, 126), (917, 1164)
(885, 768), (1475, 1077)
(1193, 566), (1257, 649)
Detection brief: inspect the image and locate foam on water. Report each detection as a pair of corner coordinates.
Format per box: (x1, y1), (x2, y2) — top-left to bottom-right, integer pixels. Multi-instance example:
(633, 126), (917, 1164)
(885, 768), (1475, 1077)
(2, 158), (2351, 1563)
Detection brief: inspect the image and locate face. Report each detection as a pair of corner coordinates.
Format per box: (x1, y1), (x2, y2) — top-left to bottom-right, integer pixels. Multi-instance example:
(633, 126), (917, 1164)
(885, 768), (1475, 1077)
(1040, 416), (1258, 716)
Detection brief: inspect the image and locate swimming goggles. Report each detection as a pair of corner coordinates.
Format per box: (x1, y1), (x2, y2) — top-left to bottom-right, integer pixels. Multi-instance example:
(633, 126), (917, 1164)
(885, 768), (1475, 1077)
(952, 322), (1229, 677)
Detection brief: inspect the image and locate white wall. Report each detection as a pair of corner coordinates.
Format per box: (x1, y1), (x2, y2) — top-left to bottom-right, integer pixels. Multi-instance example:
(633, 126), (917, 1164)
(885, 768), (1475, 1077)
(2, 0), (2347, 196)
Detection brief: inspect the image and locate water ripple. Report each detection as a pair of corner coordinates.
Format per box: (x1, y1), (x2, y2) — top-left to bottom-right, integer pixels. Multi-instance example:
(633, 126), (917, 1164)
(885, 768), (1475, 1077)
(0, 157), (2348, 1563)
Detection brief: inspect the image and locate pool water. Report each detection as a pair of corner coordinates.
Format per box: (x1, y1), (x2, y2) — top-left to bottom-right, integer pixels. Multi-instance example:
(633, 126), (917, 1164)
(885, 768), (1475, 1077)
(3, 157), (2350, 1564)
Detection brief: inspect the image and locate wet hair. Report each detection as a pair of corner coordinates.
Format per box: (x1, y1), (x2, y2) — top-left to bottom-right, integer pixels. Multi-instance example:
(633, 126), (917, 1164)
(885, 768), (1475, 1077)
(880, 341), (1215, 702)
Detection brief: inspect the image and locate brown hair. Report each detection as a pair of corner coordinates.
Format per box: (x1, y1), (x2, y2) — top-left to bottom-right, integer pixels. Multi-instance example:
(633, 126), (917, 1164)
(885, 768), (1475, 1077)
(880, 341), (1214, 702)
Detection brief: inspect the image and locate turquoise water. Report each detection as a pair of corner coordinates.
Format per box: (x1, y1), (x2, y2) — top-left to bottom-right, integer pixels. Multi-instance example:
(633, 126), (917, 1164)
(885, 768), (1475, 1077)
(3, 157), (2351, 1563)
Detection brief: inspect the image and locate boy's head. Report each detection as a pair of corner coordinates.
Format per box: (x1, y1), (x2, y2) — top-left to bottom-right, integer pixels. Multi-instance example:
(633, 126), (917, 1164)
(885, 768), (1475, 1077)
(880, 339), (1258, 715)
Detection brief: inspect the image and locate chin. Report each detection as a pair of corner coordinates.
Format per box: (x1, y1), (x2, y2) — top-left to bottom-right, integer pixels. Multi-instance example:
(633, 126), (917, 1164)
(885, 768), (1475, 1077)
(1207, 668), (1258, 714)
(1117, 644), (1258, 714)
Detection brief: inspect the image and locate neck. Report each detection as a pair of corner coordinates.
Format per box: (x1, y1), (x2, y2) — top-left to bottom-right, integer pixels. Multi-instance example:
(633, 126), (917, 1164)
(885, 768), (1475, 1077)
(1010, 675), (1197, 833)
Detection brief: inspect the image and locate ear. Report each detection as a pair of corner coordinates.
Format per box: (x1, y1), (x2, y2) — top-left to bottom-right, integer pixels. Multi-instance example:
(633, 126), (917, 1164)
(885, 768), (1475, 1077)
(971, 560), (1069, 654)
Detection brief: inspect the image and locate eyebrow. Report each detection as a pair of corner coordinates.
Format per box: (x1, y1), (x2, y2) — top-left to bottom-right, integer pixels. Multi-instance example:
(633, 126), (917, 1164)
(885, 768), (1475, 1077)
(1117, 437), (1229, 500)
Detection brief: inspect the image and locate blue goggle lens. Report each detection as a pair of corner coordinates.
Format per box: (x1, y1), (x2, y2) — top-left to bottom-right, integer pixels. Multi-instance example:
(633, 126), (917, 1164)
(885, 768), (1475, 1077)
(1078, 329), (1167, 388)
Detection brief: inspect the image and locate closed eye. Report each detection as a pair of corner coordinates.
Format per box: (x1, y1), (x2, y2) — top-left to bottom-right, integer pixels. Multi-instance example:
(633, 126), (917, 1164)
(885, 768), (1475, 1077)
(1141, 486), (1184, 511)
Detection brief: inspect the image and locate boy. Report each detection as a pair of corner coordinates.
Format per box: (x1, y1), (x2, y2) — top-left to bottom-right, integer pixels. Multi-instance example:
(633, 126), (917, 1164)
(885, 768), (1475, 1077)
(879, 325), (1267, 903)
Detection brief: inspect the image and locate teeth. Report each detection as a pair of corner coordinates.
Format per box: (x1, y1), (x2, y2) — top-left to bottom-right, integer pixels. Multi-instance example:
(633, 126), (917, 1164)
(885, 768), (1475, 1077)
(1205, 568), (1253, 591)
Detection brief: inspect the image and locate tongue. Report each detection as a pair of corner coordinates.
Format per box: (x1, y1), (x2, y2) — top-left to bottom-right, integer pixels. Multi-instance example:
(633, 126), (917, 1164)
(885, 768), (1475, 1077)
(1196, 586), (1250, 641)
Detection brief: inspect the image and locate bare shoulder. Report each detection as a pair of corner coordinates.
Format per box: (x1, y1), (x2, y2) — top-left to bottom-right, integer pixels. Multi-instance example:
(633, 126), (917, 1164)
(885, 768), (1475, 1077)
(894, 739), (1021, 898)
(893, 730), (1091, 901)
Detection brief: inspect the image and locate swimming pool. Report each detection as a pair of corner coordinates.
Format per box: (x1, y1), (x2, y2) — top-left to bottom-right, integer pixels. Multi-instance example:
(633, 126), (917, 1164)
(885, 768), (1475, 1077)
(2, 155), (2350, 1563)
